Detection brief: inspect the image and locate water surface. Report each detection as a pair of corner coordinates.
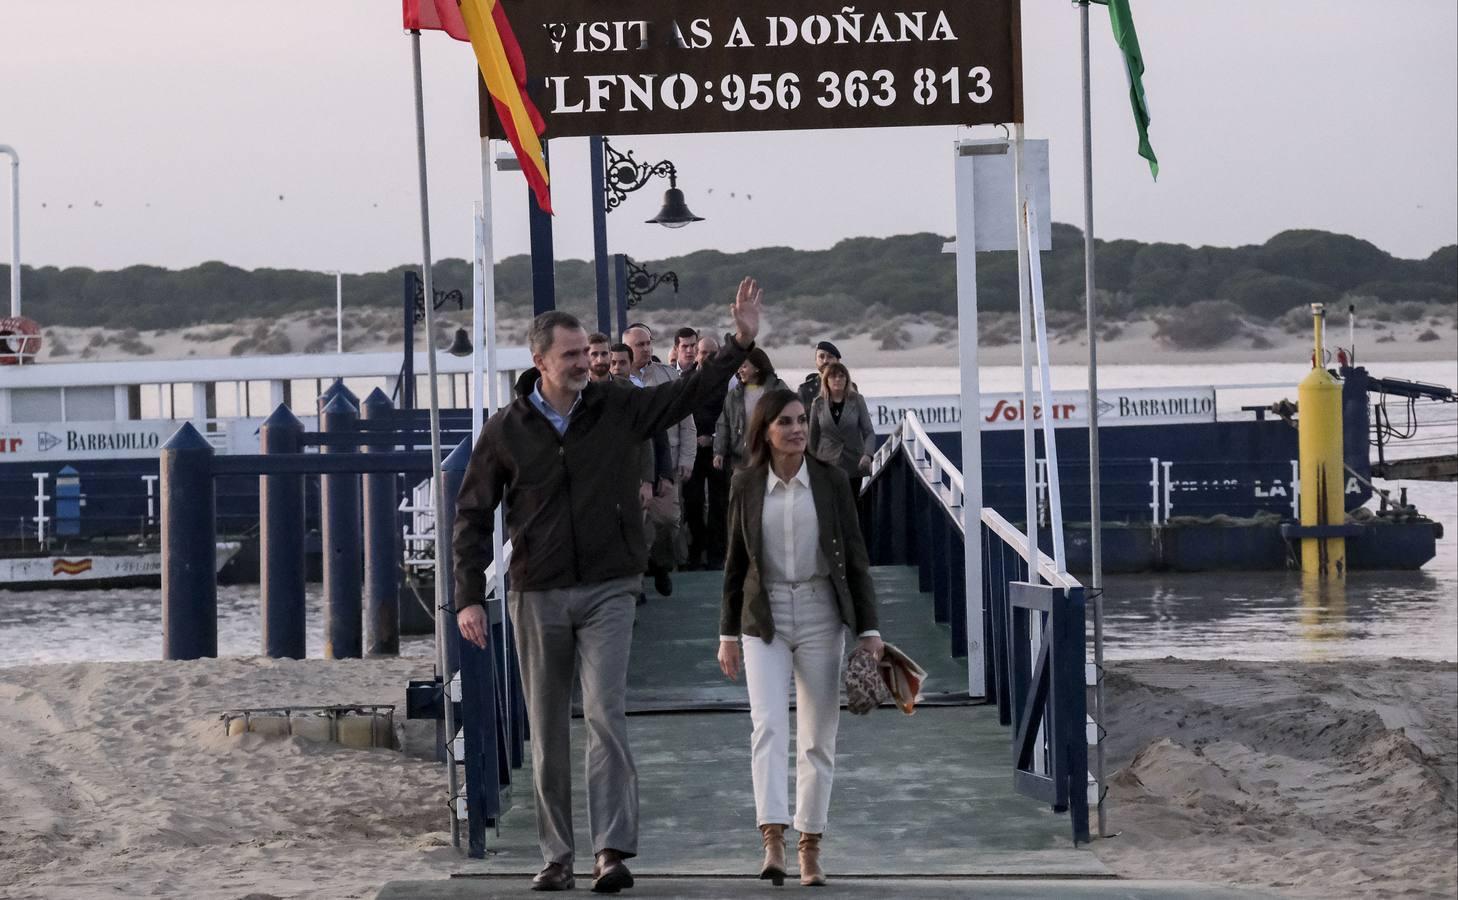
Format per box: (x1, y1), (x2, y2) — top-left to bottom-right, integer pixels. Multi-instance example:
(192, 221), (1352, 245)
(2, 361), (1453, 667)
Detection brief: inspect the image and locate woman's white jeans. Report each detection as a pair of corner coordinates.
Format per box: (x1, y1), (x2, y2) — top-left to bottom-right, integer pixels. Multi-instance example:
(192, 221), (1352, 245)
(741, 577), (845, 835)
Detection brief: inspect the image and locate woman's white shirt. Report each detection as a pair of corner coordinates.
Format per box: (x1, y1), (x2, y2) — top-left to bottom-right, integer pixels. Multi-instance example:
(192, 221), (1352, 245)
(762, 458), (830, 585)
(718, 458), (879, 642)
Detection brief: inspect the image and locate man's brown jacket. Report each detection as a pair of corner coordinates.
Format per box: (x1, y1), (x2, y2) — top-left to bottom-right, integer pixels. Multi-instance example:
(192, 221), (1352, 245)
(451, 336), (749, 608)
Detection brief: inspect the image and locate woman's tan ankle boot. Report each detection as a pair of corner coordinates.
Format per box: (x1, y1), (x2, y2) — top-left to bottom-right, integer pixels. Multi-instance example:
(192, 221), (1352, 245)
(759, 824), (786, 885)
(798, 832), (826, 886)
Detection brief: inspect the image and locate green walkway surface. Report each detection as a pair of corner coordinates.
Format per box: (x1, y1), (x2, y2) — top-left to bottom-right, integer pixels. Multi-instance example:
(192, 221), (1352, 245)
(625, 567), (972, 711)
(379, 568), (1262, 898)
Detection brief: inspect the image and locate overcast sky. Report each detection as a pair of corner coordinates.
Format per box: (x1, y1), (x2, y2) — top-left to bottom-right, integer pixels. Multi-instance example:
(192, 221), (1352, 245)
(1, 1), (1455, 278)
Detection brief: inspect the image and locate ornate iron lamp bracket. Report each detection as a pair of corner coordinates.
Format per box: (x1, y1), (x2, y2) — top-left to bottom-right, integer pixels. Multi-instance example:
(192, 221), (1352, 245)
(413, 284), (465, 324)
(603, 138), (679, 213)
(625, 257), (679, 309)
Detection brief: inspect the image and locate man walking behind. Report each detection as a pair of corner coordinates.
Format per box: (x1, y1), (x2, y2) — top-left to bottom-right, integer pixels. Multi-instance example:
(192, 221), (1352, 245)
(624, 323), (697, 594)
(453, 279), (764, 893)
(684, 334), (729, 568)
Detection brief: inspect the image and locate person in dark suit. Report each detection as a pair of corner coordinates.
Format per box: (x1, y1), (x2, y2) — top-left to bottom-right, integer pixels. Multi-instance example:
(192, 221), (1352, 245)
(716, 388), (882, 888)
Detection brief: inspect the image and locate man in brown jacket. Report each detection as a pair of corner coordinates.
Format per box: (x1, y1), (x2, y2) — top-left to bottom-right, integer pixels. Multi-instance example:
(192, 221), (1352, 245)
(453, 278), (763, 893)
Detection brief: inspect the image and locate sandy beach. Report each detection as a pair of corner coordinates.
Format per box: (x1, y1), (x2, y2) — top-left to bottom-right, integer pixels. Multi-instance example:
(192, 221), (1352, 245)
(0, 656), (1452, 899)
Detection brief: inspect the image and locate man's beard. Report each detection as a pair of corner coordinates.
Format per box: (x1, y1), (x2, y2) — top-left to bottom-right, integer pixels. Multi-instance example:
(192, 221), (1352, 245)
(590, 363), (610, 378)
(564, 372), (590, 392)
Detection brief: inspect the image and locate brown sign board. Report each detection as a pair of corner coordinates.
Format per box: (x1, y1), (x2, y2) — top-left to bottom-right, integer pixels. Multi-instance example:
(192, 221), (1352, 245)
(482, 0), (1022, 139)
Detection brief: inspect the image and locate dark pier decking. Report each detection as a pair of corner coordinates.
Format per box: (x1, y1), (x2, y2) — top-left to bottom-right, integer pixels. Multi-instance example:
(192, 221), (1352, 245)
(377, 568), (1269, 899)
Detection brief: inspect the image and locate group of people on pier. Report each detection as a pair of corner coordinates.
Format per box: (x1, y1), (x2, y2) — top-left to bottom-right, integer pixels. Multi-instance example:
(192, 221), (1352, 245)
(452, 278), (883, 892)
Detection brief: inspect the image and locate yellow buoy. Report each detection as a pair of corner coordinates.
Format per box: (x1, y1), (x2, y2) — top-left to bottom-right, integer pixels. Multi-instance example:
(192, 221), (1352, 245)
(1297, 303), (1346, 579)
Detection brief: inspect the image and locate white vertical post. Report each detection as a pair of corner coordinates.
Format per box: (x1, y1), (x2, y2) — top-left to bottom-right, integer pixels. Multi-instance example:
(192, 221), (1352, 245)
(335, 271), (344, 354)
(1162, 461), (1174, 521)
(31, 472), (49, 544)
(1081, 0), (1109, 838)
(1025, 205), (1068, 575)
(1149, 458), (1162, 525)
(0, 145), (19, 317)
(479, 137), (511, 757)
(142, 474), (159, 529)
(953, 140), (987, 699)
(1290, 459), (1301, 519)
(408, 28), (458, 849)
(1013, 126), (1040, 583)
(1035, 458), (1048, 527)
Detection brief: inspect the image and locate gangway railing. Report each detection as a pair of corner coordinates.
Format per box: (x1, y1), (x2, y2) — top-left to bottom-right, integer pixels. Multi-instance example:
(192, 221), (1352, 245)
(443, 538), (521, 850)
(863, 410), (1103, 845)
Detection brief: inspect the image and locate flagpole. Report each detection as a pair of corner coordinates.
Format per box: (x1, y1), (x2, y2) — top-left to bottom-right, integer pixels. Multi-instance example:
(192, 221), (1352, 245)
(477, 134), (511, 773)
(409, 28), (460, 849)
(1012, 125), (1039, 584)
(1081, 0), (1109, 840)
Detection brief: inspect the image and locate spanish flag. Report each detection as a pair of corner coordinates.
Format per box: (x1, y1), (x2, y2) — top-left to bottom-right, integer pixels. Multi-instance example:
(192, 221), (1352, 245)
(407, 0), (552, 213)
(53, 558), (93, 576)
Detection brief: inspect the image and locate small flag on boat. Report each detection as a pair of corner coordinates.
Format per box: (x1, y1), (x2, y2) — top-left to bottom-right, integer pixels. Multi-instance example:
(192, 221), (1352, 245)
(53, 558), (93, 576)
(1092, 0), (1158, 180)
(404, 0), (552, 214)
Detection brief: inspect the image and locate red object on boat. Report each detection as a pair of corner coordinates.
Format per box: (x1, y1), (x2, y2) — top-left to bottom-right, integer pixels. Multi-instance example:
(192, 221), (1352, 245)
(0, 315), (41, 365)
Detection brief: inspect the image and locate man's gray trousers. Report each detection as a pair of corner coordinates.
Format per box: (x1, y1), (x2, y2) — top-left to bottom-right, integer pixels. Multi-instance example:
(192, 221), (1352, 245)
(507, 575), (640, 866)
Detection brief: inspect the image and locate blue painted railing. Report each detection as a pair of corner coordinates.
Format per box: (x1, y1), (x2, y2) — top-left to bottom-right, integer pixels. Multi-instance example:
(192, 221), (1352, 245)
(863, 411), (1098, 845)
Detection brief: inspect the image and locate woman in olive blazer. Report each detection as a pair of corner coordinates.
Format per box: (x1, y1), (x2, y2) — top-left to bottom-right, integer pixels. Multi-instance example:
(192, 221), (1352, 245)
(717, 388), (881, 887)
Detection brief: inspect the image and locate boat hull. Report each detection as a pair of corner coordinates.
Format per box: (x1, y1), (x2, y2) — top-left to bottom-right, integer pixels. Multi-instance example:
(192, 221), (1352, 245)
(0, 542), (242, 591)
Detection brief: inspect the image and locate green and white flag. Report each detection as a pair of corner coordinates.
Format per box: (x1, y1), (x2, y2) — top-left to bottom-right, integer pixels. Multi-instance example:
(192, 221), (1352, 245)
(1094, 0), (1158, 180)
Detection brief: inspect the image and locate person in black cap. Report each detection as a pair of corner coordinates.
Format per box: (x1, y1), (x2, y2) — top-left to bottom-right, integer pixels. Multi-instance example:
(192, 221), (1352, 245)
(797, 341), (842, 412)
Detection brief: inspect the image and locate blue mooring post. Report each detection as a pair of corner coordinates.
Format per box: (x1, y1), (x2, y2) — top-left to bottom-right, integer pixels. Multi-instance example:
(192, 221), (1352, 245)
(260, 404), (306, 659)
(321, 392), (362, 659)
(319, 378), (360, 415)
(361, 389), (400, 657)
(161, 423), (217, 660)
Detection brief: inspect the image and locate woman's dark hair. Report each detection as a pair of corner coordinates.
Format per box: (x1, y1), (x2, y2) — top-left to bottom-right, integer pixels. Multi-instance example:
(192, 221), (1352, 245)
(819, 361), (852, 398)
(740, 347), (775, 386)
(745, 388), (804, 470)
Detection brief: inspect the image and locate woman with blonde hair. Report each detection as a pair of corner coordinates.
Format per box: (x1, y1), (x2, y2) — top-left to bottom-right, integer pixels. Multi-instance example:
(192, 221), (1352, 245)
(808, 361), (875, 496)
(717, 387), (882, 887)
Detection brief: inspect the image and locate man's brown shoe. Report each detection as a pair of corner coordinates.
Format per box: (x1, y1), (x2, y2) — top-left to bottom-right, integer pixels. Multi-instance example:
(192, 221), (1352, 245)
(531, 862), (575, 891)
(591, 849), (634, 893)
